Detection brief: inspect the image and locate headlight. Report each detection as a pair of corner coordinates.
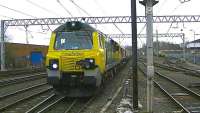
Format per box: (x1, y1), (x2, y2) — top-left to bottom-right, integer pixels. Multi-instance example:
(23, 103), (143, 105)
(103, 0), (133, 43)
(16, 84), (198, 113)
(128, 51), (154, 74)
(49, 59), (59, 70)
(72, 22), (76, 27)
(52, 63), (58, 69)
(89, 59), (94, 63)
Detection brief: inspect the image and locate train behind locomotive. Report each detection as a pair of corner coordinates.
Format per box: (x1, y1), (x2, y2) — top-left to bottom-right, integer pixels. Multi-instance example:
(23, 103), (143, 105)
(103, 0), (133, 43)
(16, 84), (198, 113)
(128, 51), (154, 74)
(46, 21), (128, 97)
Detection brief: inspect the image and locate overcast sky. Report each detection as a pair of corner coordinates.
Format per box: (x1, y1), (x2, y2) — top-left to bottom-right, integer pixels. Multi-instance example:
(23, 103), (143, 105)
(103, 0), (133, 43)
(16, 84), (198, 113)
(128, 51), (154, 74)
(0, 0), (199, 47)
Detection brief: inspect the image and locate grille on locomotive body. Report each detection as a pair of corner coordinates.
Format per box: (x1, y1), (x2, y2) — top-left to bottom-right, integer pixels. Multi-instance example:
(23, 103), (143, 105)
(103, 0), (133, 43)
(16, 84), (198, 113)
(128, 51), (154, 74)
(61, 56), (83, 71)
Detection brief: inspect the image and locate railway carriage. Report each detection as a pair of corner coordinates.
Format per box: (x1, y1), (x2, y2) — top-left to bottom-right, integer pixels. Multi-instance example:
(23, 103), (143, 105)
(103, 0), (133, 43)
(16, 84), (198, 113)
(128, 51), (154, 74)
(46, 21), (126, 96)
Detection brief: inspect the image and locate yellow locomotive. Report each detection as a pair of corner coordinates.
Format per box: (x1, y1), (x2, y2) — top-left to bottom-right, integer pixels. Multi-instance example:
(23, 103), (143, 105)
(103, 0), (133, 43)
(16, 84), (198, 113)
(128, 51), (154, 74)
(46, 21), (126, 96)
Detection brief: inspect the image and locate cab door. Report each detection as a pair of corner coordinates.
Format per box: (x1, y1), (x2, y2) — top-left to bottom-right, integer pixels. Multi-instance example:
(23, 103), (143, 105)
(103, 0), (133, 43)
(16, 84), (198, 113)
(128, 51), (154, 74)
(98, 33), (106, 73)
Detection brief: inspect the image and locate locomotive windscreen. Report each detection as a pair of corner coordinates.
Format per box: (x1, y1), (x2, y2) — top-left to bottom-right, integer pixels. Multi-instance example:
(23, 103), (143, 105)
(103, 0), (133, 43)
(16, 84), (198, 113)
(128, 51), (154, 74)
(54, 31), (93, 50)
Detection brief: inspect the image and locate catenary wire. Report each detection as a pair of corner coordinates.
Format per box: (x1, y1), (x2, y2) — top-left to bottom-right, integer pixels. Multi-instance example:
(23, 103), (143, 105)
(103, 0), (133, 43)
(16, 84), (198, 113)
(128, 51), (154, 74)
(0, 4), (36, 18)
(167, 0), (190, 41)
(0, 3), (52, 31)
(0, 14), (14, 19)
(57, 0), (73, 17)
(0, 14), (48, 42)
(69, 0), (90, 16)
(26, 0), (61, 17)
(166, 0), (192, 33)
(68, 0), (98, 28)
(91, 0), (127, 46)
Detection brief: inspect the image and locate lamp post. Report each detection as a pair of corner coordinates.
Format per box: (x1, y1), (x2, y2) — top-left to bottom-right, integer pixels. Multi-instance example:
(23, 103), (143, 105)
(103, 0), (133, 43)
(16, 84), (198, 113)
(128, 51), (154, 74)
(1, 20), (5, 71)
(181, 29), (186, 61)
(156, 29), (159, 57)
(190, 29), (196, 64)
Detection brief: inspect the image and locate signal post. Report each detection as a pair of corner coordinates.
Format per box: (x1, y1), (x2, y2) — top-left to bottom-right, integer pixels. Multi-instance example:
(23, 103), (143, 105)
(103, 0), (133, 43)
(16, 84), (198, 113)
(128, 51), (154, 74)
(139, 0), (158, 112)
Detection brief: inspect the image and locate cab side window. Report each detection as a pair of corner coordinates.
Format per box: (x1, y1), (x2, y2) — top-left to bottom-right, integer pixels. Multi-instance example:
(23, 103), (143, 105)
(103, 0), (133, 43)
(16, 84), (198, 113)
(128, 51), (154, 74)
(99, 33), (103, 48)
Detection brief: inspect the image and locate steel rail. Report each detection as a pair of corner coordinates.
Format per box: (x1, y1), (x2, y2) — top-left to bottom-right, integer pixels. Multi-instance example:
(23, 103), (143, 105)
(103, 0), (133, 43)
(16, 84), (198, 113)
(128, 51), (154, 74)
(63, 99), (78, 113)
(25, 94), (56, 113)
(0, 82), (47, 99)
(153, 81), (190, 113)
(140, 60), (200, 96)
(0, 87), (53, 112)
(0, 73), (46, 87)
(139, 58), (200, 77)
(77, 96), (96, 113)
(155, 71), (200, 97)
(155, 72), (200, 112)
(154, 62), (183, 71)
(37, 95), (66, 113)
(0, 68), (45, 76)
(138, 63), (200, 113)
(138, 58), (183, 71)
(178, 66), (200, 75)
(138, 64), (189, 112)
(155, 62), (200, 77)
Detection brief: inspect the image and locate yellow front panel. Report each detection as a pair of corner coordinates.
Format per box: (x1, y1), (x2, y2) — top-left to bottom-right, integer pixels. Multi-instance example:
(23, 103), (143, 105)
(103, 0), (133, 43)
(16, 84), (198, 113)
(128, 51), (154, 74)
(61, 56), (83, 72)
(46, 31), (107, 74)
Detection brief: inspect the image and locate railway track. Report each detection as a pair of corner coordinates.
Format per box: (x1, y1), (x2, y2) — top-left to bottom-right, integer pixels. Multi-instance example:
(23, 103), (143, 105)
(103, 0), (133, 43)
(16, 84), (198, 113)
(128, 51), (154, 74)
(0, 72), (46, 87)
(139, 62), (200, 113)
(68, 96), (96, 113)
(0, 68), (45, 79)
(0, 86), (53, 112)
(154, 62), (200, 77)
(155, 71), (200, 113)
(25, 94), (96, 113)
(25, 94), (66, 113)
(139, 59), (200, 87)
(0, 59), (130, 113)
(0, 82), (48, 99)
(155, 62), (200, 88)
(25, 61), (131, 113)
(139, 58), (200, 77)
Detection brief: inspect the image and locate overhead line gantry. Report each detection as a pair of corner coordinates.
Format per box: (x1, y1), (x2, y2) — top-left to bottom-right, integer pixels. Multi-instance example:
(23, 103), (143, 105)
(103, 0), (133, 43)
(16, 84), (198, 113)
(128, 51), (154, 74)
(2, 15), (200, 26)
(106, 33), (184, 38)
(1, 15), (200, 70)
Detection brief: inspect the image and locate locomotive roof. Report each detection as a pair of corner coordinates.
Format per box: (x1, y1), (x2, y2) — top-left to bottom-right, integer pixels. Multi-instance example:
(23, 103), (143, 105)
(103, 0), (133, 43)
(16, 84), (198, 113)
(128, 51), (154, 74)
(53, 21), (121, 47)
(54, 21), (96, 32)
